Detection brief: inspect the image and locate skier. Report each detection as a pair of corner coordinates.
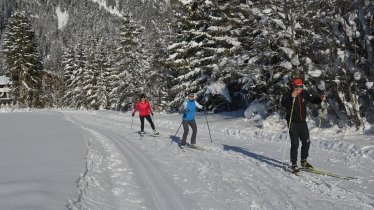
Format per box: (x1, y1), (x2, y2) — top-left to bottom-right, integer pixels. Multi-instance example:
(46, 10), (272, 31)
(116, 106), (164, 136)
(281, 78), (326, 174)
(179, 93), (204, 147)
(132, 94), (159, 136)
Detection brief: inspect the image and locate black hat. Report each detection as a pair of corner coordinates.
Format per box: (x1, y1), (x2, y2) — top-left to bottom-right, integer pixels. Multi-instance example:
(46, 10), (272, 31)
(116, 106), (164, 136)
(140, 94), (146, 98)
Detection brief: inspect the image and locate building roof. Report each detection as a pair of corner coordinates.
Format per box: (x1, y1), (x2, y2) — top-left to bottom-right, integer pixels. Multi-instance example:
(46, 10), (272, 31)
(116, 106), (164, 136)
(0, 75), (10, 85)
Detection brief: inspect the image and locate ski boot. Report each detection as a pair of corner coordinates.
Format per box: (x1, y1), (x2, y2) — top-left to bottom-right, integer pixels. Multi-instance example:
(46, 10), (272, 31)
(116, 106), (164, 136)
(153, 129), (159, 135)
(301, 159), (313, 169)
(291, 164), (300, 175)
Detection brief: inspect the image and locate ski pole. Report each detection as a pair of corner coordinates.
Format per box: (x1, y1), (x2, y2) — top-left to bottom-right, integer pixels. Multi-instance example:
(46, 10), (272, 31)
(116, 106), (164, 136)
(131, 95), (137, 130)
(314, 101), (325, 164)
(204, 109), (213, 143)
(131, 116), (134, 130)
(282, 97), (295, 169)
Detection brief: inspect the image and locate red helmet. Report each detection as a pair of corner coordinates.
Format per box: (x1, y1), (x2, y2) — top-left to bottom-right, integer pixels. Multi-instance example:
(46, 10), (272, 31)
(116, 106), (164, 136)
(292, 78), (303, 86)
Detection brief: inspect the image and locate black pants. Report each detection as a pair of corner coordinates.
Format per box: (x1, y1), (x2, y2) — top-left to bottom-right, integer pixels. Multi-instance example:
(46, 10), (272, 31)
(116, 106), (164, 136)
(139, 115), (155, 132)
(288, 122), (310, 165)
(181, 119), (197, 145)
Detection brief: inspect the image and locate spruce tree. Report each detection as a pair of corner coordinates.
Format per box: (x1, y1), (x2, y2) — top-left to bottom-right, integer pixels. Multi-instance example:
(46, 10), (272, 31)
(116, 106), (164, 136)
(109, 15), (146, 111)
(167, 0), (219, 108)
(61, 46), (75, 107)
(2, 11), (43, 107)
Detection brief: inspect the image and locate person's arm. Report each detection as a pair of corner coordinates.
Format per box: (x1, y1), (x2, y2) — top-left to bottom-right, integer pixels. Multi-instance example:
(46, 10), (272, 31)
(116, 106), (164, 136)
(281, 91), (293, 108)
(132, 102), (138, 116)
(182, 101), (189, 112)
(148, 101), (153, 115)
(195, 101), (204, 110)
(303, 91), (322, 104)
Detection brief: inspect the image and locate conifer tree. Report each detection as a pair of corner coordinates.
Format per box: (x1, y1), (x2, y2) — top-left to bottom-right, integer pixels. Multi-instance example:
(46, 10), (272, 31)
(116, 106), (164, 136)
(61, 46), (75, 107)
(167, 0), (254, 110)
(2, 11), (43, 107)
(68, 44), (87, 109)
(109, 15), (146, 111)
(167, 0), (215, 107)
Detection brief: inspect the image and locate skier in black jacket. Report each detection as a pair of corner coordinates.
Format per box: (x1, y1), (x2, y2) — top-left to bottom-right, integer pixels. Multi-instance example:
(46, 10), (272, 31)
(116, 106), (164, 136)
(281, 78), (326, 173)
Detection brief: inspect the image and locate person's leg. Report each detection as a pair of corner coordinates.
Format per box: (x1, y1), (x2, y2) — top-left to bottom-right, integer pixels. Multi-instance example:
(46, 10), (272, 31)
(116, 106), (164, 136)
(181, 120), (189, 146)
(289, 123), (300, 166)
(190, 120), (197, 145)
(145, 115), (155, 130)
(139, 116), (145, 132)
(300, 122), (311, 161)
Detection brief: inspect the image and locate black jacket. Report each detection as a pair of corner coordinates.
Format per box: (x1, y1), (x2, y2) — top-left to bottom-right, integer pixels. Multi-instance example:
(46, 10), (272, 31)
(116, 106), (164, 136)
(281, 90), (322, 123)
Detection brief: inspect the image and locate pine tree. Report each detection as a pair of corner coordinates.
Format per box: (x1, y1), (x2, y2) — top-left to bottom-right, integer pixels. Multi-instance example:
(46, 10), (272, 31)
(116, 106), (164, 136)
(166, 0), (215, 108)
(2, 11), (43, 107)
(167, 0), (254, 111)
(109, 15), (147, 111)
(67, 44), (87, 109)
(82, 37), (101, 110)
(61, 46), (75, 107)
(204, 0), (254, 111)
(95, 46), (112, 110)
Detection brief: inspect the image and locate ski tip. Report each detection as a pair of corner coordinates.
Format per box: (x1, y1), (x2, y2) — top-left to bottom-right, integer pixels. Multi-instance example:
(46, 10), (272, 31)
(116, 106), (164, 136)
(292, 172), (300, 176)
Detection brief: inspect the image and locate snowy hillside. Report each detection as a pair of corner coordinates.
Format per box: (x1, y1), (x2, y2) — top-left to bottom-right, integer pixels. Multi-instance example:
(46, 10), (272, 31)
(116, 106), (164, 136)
(0, 110), (373, 209)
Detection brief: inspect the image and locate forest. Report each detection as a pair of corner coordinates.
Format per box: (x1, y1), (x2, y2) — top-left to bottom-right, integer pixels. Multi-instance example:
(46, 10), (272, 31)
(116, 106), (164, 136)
(0, 0), (373, 129)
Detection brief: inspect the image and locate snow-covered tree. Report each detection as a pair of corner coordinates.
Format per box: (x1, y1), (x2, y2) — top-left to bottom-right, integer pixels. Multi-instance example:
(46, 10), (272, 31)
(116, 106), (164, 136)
(63, 43), (87, 109)
(2, 11), (43, 107)
(166, 0), (216, 108)
(109, 15), (148, 111)
(61, 46), (75, 107)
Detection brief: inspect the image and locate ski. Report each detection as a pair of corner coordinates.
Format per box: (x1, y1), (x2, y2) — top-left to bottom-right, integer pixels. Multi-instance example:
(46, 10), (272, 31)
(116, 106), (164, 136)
(299, 168), (357, 180)
(292, 171), (300, 176)
(287, 167), (300, 176)
(177, 144), (206, 151)
(178, 145), (186, 152)
(137, 131), (160, 138)
(187, 145), (206, 151)
(137, 131), (145, 139)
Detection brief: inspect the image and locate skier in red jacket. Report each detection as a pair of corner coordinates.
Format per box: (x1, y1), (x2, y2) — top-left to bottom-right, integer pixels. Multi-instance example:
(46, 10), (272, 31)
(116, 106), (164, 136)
(132, 94), (159, 135)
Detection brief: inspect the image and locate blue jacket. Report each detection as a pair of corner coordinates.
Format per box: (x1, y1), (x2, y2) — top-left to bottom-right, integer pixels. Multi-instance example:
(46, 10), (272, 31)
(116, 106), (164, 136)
(182, 99), (203, 121)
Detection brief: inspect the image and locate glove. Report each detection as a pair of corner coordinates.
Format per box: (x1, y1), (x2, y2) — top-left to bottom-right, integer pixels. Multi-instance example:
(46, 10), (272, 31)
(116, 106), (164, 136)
(151, 112), (154, 116)
(132, 113), (135, 117)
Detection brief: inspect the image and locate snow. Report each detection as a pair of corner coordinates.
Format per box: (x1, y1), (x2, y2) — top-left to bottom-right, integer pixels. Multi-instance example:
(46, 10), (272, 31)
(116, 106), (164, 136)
(56, 6), (69, 30)
(89, 0), (123, 18)
(0, 110), (373, 210)
(0, 75), (10, 85)
(206, 81), (231, 102)
(317, 80), (326, 91)
(366, 82), (373, 89)
(280, 47), (294, 60)
(279, 61), (292, 69)
(178, 0), (193, 5)
(244, 101), (267, 119)
(308, 68), (322, 78)
(0, 112), (85, 209)
(354, 72), (362, 81)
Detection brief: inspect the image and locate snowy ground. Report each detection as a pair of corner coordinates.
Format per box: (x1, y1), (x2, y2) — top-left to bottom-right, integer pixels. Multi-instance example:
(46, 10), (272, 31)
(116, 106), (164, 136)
(0, 110), (373, 210)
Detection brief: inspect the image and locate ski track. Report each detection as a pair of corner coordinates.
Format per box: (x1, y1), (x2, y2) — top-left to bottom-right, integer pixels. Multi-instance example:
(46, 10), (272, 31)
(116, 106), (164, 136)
(64, 114), (145, 210)
(65, 112), (196, 210)
(63, 111), (374, 210)
(101, 130), (196, 210)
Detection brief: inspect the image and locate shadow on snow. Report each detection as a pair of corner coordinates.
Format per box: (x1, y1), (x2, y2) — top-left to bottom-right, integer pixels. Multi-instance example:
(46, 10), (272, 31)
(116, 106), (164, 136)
(222, 144), (289, 169)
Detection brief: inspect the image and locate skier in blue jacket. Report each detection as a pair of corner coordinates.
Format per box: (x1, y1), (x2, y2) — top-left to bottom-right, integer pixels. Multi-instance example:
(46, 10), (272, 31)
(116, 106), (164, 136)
(180, 93), (204, 147)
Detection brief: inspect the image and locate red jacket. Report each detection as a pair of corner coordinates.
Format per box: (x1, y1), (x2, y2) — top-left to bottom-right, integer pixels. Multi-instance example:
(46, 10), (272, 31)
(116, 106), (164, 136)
(133, 100), (153, 117)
